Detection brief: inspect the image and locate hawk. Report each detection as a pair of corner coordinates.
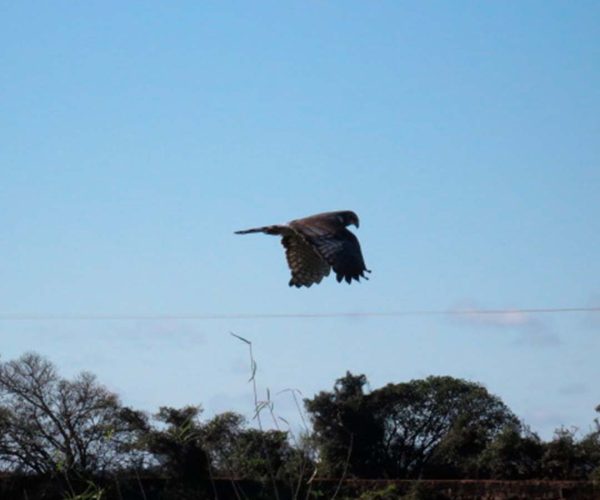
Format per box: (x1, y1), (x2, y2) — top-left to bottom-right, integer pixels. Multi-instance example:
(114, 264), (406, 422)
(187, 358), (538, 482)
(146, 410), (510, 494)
(235, 210), (371, 287)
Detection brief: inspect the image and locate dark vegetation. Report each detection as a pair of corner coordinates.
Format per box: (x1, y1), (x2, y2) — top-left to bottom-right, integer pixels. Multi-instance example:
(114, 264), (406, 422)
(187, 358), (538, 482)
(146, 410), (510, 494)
(0, 352), (599, 499)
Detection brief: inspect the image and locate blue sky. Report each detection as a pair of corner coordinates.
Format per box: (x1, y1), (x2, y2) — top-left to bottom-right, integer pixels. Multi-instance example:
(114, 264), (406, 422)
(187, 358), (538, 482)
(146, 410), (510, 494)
(1, 1), (599, 439)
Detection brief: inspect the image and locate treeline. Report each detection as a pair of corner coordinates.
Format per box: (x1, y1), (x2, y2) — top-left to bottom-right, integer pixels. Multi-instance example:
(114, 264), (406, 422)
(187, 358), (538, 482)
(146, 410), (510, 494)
(0, 352), (599, 499)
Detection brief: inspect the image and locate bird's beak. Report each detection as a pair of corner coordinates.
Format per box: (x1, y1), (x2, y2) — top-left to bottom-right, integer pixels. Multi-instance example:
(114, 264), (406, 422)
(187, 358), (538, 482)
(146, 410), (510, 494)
(354, 220), (360, 228)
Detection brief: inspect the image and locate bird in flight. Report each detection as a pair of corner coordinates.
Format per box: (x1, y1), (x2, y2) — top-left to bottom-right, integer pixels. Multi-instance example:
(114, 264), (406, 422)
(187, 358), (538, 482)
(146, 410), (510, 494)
(235, 210), (370, 287)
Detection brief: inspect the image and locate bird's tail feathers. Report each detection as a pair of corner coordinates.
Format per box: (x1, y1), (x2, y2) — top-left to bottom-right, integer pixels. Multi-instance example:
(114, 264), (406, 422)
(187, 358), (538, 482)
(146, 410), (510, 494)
(234, 225), (286, 235)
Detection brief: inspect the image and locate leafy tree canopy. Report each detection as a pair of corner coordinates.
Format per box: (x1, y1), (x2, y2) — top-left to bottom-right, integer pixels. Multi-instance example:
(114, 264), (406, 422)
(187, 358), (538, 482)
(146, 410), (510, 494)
(305, 372), (519, 478)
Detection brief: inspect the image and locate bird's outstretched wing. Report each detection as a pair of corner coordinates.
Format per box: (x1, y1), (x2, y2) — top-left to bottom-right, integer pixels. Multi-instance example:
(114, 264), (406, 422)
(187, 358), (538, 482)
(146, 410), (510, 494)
(307, 229), (370, 283)
(281, 233), (331, 288)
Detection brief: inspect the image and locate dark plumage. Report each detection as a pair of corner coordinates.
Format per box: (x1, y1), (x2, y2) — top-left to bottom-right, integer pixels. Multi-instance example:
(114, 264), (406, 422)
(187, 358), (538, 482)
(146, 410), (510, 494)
(235, 210), (371, 287)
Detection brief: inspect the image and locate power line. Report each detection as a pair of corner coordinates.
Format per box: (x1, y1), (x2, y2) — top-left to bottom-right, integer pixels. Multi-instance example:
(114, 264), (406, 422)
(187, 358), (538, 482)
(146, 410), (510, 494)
(0, 307), (598, 321)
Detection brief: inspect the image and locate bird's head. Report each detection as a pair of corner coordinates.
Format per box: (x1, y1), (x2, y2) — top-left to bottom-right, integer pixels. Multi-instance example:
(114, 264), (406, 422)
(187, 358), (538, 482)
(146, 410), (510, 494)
(338, 210), (360, 228)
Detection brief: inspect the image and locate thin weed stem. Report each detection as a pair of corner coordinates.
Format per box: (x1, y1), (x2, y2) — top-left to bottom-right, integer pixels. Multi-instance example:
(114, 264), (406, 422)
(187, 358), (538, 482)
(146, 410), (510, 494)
(231, 332), (281, 500)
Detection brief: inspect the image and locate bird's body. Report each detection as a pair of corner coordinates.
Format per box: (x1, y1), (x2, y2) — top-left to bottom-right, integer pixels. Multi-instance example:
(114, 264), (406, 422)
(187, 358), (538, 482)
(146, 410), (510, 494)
(235, 210), (370, 287)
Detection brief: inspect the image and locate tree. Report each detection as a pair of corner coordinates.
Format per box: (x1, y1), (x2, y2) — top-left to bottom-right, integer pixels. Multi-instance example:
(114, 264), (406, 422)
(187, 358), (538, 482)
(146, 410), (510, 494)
(541, 427), (584, 479)
(0, 353), (141, 475)
(305, 373), (518, 479)
(588, 405), (600, 481)
(373, 376), (518, 478)
(478, 424), (544, 479)
(138, 405), (210, 484)
(541, 424), (600, 480)
(304, 372), (384, 478)
(200, 411), (246, 476)
(201, 411), (309, 482)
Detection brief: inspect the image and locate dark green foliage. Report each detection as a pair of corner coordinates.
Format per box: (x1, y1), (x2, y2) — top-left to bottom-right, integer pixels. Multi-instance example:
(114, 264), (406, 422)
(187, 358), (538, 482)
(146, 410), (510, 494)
(376, 376), (519, 479)
(355, 483), (400, 500)
(540, 426), (600, 480)
(305, 372), (519, 479)
(200, 411), (245, 475)
(478, 424), (544, 478)
(304, 372), (384, 478)
(139, 406), (210, 484)
(225, 428), (290, 479)
(1, 351), (600, 499)
(202, 411), (314, 483)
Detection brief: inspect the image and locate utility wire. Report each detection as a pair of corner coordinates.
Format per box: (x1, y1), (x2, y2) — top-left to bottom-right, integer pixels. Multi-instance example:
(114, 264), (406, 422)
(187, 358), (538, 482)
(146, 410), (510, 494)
(0, 307), (598, 321)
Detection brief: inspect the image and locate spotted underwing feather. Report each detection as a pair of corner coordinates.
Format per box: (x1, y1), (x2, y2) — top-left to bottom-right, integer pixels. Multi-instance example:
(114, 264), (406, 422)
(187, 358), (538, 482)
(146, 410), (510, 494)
(282, 234), (331, 287)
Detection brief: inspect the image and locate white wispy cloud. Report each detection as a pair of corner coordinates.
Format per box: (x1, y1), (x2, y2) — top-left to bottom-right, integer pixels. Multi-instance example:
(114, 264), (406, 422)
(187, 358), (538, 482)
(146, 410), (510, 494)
(449, 301), (535, 327)
(449, 300), (561, 346)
